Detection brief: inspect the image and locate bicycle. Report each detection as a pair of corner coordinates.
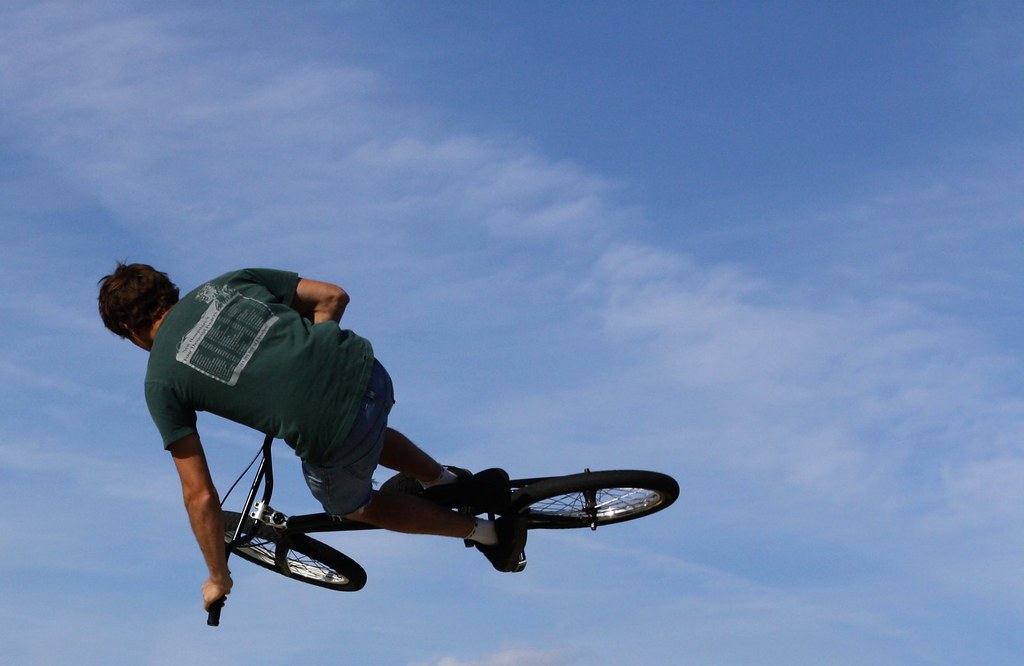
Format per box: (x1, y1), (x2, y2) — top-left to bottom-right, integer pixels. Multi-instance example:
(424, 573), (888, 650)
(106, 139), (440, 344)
(208, 434), (680, 626)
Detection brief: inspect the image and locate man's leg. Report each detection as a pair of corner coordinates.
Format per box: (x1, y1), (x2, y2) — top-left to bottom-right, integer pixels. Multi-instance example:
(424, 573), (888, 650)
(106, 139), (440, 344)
(345, 490), (474, 537)
(376, 427), (445, 484)
(349, 427), (469, 535)
(354, 426), (527, 572)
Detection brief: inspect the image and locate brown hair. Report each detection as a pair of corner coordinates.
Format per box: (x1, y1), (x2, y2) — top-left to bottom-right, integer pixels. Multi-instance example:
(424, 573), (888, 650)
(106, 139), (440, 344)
(97, 262), (180, 338)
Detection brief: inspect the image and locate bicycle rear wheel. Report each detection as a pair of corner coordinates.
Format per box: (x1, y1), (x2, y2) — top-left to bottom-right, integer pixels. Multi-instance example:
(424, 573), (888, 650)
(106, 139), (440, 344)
(511, 470), (679, 529)
(224, 511), (366, 591)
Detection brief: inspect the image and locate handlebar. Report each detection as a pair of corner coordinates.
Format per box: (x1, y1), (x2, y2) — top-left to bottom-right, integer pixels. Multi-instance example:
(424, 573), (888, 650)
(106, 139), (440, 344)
(207, 597), (225, 626)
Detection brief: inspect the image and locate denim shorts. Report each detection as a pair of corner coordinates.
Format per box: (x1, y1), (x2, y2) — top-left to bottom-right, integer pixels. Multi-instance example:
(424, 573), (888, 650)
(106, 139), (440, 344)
(302, 359), (394, 516)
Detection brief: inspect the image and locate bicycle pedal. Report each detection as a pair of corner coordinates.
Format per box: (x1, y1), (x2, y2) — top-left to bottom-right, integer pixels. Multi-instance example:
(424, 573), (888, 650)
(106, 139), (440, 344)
(513, 552), (527, 573)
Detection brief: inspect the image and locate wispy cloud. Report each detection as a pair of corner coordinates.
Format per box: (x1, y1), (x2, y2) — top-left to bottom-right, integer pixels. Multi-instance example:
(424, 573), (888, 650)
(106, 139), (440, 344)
(411, 647), (575, 666)
(1, 2), (613, 268)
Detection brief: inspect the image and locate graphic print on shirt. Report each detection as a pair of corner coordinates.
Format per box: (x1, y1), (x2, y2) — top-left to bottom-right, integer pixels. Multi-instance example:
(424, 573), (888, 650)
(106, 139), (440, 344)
(175, 283), (279, 386)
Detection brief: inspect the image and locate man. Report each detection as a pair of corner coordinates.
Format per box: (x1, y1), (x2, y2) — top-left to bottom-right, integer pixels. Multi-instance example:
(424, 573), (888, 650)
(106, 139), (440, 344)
(98, 263), (526, 611)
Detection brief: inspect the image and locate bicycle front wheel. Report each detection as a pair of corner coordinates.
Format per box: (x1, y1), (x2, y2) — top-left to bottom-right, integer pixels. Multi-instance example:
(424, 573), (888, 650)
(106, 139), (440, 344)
(224, 511), (366, 591)
(511, 470), (679, 529)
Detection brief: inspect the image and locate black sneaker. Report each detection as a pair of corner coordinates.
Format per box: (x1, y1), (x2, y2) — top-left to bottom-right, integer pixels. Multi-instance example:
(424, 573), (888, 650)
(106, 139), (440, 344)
(424, 467), (511, 513)
(476, 515), (528, 573)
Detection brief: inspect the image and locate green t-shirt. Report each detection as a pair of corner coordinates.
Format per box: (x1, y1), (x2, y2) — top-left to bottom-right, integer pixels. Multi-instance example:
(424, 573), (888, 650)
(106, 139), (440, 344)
(144, 268), (374, 465)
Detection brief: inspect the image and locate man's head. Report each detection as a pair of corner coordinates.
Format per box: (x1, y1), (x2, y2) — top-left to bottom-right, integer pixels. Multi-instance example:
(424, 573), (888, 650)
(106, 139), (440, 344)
(98, 262), (179, 343)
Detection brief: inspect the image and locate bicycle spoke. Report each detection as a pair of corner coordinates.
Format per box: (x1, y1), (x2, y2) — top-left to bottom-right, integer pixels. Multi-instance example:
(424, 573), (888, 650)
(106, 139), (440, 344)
(285, 558), (351, 584)
(224, 510), (366, 591)
(527, 487), (666, 520)
(231, 533), (354, 585)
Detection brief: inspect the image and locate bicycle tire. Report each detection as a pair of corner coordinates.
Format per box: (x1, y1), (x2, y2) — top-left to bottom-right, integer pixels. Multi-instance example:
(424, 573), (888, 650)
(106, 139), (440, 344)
(223, 511), (366, 591)
(511, 470), (679, 529)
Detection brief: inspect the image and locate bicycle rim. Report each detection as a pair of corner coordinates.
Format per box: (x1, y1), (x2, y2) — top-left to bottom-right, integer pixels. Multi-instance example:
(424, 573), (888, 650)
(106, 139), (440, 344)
(511, 470), (679, 529)
(224, 511), (366, 591)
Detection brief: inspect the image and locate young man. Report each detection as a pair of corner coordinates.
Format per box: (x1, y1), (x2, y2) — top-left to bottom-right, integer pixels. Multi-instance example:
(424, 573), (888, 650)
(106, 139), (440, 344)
(98, 264), (526, 611)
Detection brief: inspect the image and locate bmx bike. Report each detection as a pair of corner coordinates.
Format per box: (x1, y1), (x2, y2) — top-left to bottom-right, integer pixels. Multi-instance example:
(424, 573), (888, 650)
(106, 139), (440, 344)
(209, 434), (679, 626)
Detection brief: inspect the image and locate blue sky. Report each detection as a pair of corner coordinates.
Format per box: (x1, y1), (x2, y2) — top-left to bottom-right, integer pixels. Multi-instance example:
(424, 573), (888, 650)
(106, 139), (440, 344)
(2, 1), (1023, 664)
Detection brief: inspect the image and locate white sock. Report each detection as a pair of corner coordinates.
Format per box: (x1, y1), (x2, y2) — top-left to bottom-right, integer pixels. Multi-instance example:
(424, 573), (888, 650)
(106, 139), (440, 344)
(420, 466), (459, 489)
(465, 518), (498, 546)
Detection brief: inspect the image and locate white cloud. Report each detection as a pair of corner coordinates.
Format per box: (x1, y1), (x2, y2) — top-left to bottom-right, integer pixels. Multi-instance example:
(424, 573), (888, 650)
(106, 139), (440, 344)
(411, 647), (573, 666)
(0, 2), (615, 270)
(0, 438), (177, 507)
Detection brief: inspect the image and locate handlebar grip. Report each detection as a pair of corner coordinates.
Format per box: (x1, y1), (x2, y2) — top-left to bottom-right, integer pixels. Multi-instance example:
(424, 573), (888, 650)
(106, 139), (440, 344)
(207, 597), (225, 626)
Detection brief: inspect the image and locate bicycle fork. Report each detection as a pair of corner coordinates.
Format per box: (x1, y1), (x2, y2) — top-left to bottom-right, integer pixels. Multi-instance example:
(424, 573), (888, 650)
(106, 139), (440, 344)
(208, 434), (276, 627)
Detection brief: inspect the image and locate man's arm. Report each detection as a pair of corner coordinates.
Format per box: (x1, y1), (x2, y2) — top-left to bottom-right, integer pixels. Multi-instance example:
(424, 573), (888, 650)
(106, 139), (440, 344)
(292, 278), (349, 324)
(169, 433), (233, 610)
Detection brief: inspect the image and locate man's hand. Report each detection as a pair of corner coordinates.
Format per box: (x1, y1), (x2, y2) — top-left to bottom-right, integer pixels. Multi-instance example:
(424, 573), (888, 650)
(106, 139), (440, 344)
(203, 574), (233, 611)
